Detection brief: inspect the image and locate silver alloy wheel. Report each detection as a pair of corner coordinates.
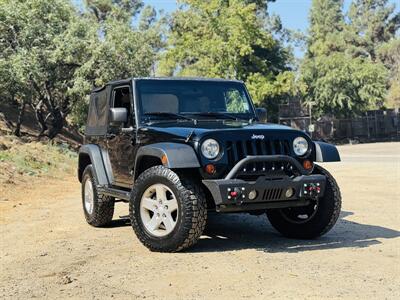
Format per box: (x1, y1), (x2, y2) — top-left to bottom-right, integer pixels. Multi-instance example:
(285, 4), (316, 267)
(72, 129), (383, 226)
(84, 178), (94, 215)
(140, 183), (179, 237)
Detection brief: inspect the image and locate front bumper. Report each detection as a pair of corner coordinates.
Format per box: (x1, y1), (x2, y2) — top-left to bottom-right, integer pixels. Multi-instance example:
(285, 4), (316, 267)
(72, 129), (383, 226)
(202, 155), (326, 212)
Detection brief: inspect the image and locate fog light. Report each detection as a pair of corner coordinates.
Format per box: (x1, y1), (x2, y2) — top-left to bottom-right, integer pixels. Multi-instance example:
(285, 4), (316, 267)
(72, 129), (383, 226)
(285, 188), (295, 198)
(248, 190), (257, 200)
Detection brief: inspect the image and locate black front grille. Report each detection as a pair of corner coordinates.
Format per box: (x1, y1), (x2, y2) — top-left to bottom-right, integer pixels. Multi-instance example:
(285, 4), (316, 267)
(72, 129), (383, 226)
(225, 139), (293, 179)
(226, 139), (291, 164)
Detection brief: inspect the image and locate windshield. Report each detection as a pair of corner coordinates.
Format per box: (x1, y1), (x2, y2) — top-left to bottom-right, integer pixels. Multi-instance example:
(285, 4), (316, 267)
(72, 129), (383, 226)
(137, 80), (255, 123)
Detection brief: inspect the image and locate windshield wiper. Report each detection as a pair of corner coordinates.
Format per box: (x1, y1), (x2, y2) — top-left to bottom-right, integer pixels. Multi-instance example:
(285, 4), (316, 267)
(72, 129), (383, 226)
(144, 112), (195, 121)
(187, 112), (240, 120)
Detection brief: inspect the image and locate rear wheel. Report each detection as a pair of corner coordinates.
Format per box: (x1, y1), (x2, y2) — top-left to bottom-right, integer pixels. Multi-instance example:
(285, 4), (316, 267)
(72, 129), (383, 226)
(82, 165), (114, 227)
(129, 166), (207, 252)
(266, 165), (341, 239)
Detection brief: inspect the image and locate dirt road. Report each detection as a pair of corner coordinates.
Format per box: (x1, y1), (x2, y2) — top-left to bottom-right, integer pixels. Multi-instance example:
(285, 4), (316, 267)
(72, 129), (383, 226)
(1, 142), (399, 299)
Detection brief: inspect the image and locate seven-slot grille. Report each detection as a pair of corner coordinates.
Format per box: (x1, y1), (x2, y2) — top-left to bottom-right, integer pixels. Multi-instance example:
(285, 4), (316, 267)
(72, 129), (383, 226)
(225, 139), (292, 178)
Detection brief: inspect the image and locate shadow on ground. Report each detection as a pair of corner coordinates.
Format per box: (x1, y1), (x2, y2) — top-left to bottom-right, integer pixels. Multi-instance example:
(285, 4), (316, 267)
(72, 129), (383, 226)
(106, 211), (400, 253)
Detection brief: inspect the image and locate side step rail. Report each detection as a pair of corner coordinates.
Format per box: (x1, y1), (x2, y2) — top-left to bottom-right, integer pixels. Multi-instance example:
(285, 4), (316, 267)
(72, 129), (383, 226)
(97, 186), (131, 201)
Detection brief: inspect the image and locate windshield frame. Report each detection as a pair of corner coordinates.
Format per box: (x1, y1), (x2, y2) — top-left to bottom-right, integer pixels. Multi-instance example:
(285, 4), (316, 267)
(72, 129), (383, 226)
(135, 79), (257, 125)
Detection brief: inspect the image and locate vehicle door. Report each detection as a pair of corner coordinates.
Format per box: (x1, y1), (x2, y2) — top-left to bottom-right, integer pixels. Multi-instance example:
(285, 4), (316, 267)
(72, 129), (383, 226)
(107, 85), (137, 187)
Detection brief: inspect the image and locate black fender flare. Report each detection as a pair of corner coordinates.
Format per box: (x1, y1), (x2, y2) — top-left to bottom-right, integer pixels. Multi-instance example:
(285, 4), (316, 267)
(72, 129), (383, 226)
(314, 141), (341, 162)
(134, 142), (200, 179)
(78, 144), (113, 185)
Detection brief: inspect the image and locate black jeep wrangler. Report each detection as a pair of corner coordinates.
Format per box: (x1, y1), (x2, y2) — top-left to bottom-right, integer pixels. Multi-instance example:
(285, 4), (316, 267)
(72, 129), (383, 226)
(78, 78), (341, 252)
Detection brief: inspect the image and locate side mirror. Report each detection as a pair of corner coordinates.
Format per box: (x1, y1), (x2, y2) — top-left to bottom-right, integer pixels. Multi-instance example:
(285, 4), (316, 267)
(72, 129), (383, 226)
(256, 107), (267, 123)
(110, 107), (128, 124)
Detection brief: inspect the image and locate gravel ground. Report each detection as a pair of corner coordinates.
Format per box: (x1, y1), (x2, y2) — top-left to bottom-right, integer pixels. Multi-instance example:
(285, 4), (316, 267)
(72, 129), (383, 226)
(1, 142), (399, 299)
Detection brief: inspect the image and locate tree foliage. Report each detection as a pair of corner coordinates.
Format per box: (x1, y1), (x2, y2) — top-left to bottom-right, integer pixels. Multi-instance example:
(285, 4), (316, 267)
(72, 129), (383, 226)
(301, 0), (398, 118)
(347, 0), (399, 61)
(302, 53), (388, 116)
(0, 0), (162, 135)
(346, 0), (400, 108)
(85, 0), (143, 23)
(307, 0), (346, 57)
(0, 0), (93, 137)
(378, 38), (400, 107)
(70, 2), (163, 126)
(158, 0), (295, 120)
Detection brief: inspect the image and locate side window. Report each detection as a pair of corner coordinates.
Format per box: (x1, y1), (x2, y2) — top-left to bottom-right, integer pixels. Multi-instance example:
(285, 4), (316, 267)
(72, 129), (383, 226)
(112, 86), (133, 127)
(224, 89), (250, 113)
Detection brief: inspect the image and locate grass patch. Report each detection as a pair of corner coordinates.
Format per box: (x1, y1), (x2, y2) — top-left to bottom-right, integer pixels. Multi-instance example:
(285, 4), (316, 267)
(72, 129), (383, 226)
(0, 135), (77, 184)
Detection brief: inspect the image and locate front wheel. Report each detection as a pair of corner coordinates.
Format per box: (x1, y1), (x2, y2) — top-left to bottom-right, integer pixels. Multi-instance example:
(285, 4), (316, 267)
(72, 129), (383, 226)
(266, 165), (341, 239)
(129, 166), (207, 252)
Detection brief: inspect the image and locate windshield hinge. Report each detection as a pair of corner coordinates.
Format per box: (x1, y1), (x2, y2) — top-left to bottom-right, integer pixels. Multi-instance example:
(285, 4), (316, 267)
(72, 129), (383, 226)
(185, 129), (195, 143)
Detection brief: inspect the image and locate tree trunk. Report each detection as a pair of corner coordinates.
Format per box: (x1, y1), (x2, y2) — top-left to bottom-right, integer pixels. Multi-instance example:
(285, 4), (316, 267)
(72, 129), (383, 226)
(32, 102), (48, 138)
(47, 109), (64, 139)
(14, 100), (26, 137)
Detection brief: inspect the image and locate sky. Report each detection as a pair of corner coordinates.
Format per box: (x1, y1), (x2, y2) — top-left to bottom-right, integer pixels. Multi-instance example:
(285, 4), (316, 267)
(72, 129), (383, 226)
(74, 0), (399, 58)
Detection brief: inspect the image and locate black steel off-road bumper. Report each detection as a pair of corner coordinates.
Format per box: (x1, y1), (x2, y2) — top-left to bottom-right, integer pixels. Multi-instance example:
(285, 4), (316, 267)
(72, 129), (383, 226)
(202, 155), (326, 212)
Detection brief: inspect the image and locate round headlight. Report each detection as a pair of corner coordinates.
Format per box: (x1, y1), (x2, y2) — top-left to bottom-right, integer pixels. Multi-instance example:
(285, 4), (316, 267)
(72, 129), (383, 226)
(201, 139), (220, 159)
(293, 137), (309, 156)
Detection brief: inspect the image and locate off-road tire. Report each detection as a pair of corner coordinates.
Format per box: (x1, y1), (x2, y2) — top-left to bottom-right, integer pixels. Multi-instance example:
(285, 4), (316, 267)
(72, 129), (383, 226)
(129, 166), (207, 252)
(266, 165), (341, 239)
(82, 165), (114, 227)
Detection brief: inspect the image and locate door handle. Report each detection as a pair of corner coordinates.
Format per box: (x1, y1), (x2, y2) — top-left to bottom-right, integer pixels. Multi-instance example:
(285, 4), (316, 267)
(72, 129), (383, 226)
(121, 127), (134, 133)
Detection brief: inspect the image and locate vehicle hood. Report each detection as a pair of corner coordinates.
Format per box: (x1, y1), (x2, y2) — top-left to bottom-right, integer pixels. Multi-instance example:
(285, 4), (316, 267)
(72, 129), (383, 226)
(140, 120), (309, 142)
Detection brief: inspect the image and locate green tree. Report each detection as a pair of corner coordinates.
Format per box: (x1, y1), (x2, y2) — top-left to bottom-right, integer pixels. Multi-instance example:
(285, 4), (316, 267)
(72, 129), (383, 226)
(302, 53), (388, 116)
(307, 0), (346, 57)
(378, 38), (400, 107)
(158, 0), (294, 121)
(70, 1), (163, 127)
(0, 0), (163, 135)
(347, 0), (399, 61)
(301, 0), (390, 118)
(0, 0), (94, 137)
(85, 0), (143, 23)
(346, 0), (400, 108)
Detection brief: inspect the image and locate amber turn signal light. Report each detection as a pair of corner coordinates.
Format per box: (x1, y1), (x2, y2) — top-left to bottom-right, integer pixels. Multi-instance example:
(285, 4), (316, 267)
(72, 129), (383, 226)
(205, 164), (216, 175)
(303, 160), (313, 171)
(161, 155), (168, 165)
